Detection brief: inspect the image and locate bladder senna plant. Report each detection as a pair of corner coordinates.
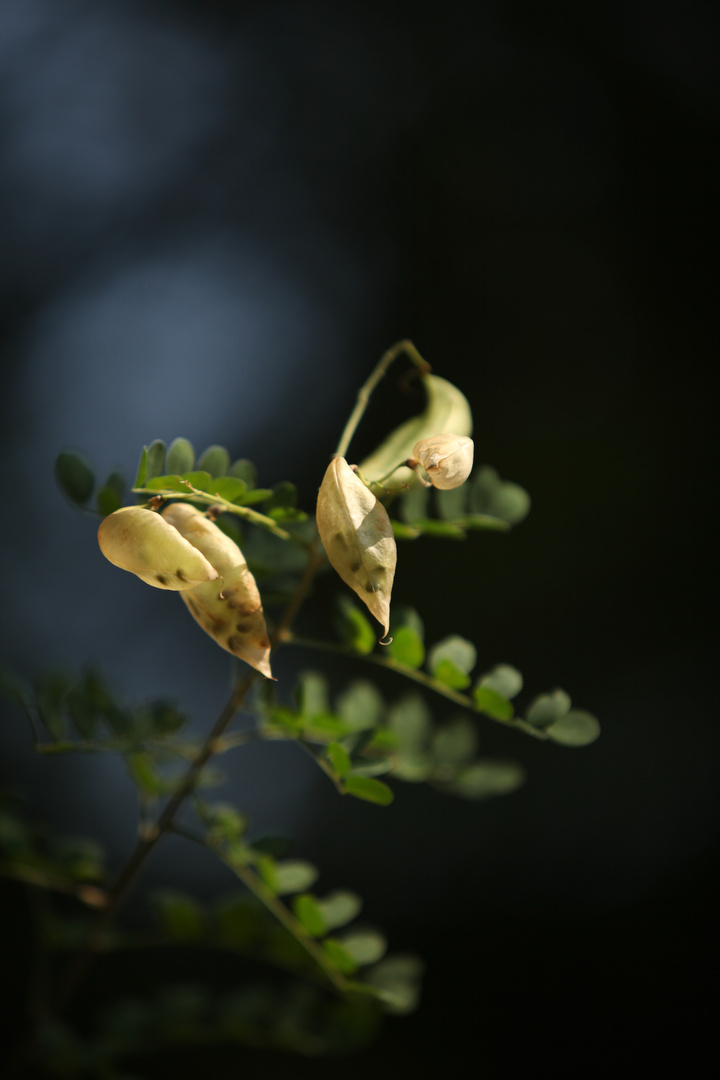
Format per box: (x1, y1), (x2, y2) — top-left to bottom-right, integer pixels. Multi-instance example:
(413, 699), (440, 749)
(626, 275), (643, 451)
(0, 340), (601, 1072)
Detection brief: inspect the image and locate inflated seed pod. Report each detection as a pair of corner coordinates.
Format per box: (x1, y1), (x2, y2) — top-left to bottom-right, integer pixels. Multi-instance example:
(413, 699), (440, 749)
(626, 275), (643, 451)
(161, 503), (272, 679)
(316, 456), (396, 637)
(412, 434), (474, 490)
(97, 506), (219, 590)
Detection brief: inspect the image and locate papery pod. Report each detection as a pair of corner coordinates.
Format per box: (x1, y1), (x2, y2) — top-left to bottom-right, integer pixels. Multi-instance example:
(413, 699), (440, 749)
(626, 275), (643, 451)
(412, 434), (474, 490)
(316, 457), (396, 637)
(97, 506), (219, 590)
(358, 374), (473, 491)
(161, 503), (273, 678)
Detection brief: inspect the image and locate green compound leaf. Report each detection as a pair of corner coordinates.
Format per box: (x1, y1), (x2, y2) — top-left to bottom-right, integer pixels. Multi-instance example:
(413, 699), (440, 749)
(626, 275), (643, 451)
(326, 742), (352, 778)
(324, 938), (358, 975)
(427, 635), (476, 689)
(145, 440), (166, 482)
(337, 930), (387, 966)
(292, 893), (328, 937)
(344, 776), (394, 806)
(363, 954), (425, 1014)
(166, 438), (195, 474)
(336, 680), (385, 732)
(55, 451), (94, 505)
(469, 465), (531, 524)
(197, 444), (230, 476)
(334, 595), (376, 656)
(273, 860), (320, 896)
(477, 663), (524, 700)
(317, 890), (362, 931)
(206, 476), (248, 503)
(451, 760), (526, 799)
(546, 709), (601, 747)
(151, 891), (207, 942)
(388, 626), (425, 669)
(526, 689), (572, 729)
(96, 471), (125, 516)
(473, 685), (514, 720)
(229, 459), (257, 487)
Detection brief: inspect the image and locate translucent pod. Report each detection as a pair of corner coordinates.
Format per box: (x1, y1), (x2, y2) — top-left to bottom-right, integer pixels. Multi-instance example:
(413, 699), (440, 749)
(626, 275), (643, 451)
(358, 374), (472, 491)
(161, 503), (272, 679)
(316, 457), (396, 637)
(97, 506), (219, 590)
(412, 434), (474, 490)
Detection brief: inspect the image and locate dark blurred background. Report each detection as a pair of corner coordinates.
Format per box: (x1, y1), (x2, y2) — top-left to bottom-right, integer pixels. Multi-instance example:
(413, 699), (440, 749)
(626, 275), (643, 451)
(1, 0), (718, 1076)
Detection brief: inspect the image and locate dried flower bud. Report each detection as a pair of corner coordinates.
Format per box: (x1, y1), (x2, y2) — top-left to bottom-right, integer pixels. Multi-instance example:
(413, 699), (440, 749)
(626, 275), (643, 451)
(161, 503), (272, 679)
(97, 506), (219, 590)
(316, 456), (396, 637)
(411, 434), (474, 490)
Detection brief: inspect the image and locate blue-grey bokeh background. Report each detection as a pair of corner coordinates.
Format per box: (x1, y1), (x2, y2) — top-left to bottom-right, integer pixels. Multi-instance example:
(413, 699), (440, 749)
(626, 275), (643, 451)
(1, 1), (717, 1075)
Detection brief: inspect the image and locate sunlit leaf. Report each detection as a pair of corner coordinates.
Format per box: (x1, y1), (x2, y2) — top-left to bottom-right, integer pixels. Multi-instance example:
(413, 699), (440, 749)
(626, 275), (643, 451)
(387, 623), (425, 669)
(292, 893), (327, 937)
(273, 860), (319, 896)
(337, 930), (387, 966)
(318, 890), (362, 931)
(473, 685), (514, 720)
(344, 776), (394, 805)
(206, 476), (248, 503)
(477, 663), (524, 700)
(334, 595), (376, 656)
(326, 742), (352, 778)
(297, 671), (330, 719)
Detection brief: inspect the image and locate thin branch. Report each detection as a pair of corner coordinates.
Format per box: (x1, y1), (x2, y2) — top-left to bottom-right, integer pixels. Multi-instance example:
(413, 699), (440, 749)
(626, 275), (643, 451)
(335, 340), (430, 460)
(56, 541), (324, 1011)
(132, 483), (292, 541)
(285, 634), (549, 741)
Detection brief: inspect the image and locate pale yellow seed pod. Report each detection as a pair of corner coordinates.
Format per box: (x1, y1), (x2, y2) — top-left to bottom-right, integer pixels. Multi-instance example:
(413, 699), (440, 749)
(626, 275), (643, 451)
(97, 506), (219, 590)
(316, 456), (396, 637)
(161, 503), (272, 679)
(412, 434), (474, 490)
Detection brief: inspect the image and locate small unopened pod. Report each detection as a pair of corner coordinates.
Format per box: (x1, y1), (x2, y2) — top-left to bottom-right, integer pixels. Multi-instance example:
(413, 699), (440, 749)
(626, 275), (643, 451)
(97, 506), (219, 590)
(412, 434), (474, 490)
(161, 503), (273, 679)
